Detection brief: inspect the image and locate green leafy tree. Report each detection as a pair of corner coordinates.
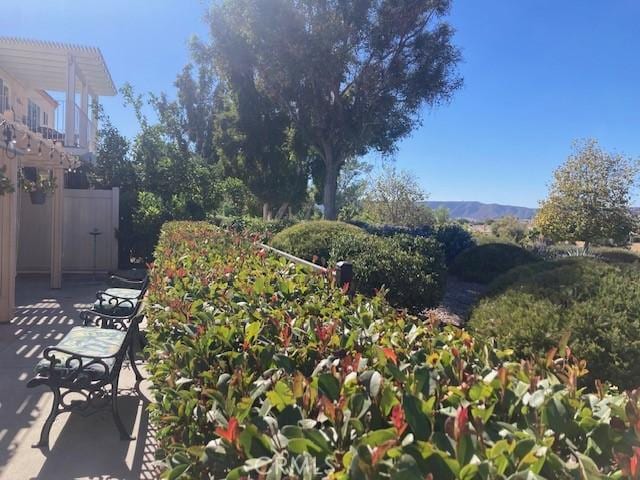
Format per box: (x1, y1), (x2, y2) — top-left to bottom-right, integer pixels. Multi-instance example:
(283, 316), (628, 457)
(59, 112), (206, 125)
(89, 115), (134, 190)
(535, 139), (639, 249)
(433, 206), (450, 225)
(207, 0), (462, 219)
(334, 157), (372, 220)
(363, 165), (433, 226)
(210, 82), (309, 219)
(491, 215), (528, 244)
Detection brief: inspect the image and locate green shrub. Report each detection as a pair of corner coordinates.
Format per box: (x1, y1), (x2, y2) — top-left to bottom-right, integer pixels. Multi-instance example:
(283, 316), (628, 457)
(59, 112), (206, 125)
(593, 247), (640, 264)
(434, 223), (475, 264)
(350, 220), (474, 265)
(331, 232), (446, 310)
(469, 258), (640, 389)
(270, 220), (365, 264)
(146, 221), (640, 479)
(450, 242), (540, 283)
(210, 215), (296, 241)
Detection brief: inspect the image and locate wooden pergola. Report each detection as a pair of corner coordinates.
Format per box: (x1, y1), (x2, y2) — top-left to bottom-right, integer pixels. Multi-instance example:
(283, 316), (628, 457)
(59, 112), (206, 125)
(0, 37), (116, 324)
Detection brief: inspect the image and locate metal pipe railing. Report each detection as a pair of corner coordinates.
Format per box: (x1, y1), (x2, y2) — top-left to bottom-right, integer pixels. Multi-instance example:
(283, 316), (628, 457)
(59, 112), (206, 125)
(257, 242), (354, 291)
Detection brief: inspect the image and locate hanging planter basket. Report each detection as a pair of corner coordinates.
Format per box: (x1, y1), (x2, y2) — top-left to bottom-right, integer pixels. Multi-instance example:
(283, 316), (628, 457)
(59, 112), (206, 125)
(29, 190), (46, 205)
(20, 167), (57, 205)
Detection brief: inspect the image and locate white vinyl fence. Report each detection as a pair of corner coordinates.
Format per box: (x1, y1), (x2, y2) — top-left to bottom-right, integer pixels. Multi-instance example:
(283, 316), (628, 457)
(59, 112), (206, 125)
(17, 188), (119, 273)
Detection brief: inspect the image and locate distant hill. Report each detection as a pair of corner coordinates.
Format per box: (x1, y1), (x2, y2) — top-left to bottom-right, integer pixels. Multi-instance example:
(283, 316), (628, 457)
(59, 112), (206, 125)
(424, 201), (537, 221)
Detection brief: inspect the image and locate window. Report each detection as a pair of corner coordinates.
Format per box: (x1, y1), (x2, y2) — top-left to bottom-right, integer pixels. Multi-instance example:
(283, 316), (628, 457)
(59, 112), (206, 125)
(27, 99), (41, 131)
(43, 111), (48, 126)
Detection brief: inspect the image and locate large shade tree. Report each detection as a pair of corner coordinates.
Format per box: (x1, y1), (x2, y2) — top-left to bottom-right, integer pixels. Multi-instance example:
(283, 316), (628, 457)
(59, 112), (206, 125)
(207, 0), (462, 219)
(535, 139), (639, 249)
(211, 81), (310, 219)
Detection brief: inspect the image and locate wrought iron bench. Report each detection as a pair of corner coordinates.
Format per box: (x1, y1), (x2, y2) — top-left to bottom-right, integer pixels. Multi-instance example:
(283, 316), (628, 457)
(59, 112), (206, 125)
(27, 313), (143, 449)
(93, 273), (149, 317)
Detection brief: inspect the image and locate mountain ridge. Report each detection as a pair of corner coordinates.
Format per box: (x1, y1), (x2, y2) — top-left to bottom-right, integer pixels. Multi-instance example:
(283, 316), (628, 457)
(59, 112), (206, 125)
(424, 201), (537, 221)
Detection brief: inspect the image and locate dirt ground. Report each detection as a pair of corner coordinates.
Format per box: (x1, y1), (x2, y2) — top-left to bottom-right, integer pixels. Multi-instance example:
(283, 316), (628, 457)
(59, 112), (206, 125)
(425, 277), (487, 326)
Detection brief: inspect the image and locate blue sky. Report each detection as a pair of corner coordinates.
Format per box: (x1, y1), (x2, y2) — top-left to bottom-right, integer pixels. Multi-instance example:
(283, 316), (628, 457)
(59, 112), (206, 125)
(2, 1), (639, 207)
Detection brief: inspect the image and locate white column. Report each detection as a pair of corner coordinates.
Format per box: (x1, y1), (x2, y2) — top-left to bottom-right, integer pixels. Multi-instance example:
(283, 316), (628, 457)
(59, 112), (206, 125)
(50, 167), (64, 289)
(65, 54), (76, 147)
(111, 187), (119, 270)
(90, 94), (98, 153)
(80, 82), (89, 148)
(0, 151), (18, 323)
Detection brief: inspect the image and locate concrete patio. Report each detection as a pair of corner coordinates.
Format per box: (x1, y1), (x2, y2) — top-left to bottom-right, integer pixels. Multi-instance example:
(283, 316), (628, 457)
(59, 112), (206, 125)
(0, 276), (158, 480)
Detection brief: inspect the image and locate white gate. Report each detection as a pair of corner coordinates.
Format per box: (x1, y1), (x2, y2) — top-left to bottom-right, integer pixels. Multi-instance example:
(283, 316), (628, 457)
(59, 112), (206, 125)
(17, 187), (119, 273)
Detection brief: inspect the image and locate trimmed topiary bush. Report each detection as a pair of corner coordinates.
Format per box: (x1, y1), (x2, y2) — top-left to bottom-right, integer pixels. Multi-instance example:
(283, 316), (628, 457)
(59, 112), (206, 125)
(270, 220), (365, 264)
(331, 232), (446, 310)
(469, 258), (640, 389)
(146, 222), (640, 479)
(450, 242), (540, 283)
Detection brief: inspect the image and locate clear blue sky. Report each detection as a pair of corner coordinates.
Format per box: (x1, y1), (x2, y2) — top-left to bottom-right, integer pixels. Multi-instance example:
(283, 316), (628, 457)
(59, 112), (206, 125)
(2, 1), (639, 208)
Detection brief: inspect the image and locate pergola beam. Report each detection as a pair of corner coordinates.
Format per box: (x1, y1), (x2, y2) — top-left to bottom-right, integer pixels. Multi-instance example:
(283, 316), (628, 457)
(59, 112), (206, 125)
(0, 37), (116, 96)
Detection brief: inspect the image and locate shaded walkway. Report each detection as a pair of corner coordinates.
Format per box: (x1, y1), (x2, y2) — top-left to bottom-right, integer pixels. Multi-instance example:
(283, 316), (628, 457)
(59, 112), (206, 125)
(0, 276), (158, 480)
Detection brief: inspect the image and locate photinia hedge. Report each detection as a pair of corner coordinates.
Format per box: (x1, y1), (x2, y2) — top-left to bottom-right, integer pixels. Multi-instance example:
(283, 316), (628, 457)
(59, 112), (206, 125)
(147, 221), (640, 479)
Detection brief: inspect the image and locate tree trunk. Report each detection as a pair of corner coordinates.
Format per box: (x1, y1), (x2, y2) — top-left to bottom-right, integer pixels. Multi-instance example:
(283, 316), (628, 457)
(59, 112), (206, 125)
(322, 145), (339, 220)
(275, 202), (289, 219)
(262, 202), (271, 220)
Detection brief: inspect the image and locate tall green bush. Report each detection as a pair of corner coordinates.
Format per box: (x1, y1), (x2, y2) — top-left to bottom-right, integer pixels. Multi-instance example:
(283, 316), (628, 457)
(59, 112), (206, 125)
(469, 258), (640, 389)
(351, 220), (475, 265)
(146, 221), (640, 479)
(450, 242), (540, 283)
(331, 232), (445, 311)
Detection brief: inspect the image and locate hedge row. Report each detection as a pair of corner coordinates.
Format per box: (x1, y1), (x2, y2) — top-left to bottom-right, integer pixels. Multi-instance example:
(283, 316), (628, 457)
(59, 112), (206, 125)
(146, 221), (640, 479)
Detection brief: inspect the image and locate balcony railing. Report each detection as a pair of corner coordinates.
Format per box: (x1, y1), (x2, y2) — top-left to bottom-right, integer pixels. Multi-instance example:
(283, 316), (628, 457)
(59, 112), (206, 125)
(0, 97), (95, 151)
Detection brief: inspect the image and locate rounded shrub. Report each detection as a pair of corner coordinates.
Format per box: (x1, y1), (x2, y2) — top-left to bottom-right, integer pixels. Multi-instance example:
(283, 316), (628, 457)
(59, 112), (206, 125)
(592, 246), (640, 264)
(469, 258), (640, 389)
(450, 242), (540, 283)
(350, 220), (474, 265)
(434, 223), (475, 264)
(270, 220), (365, 264)
(331, 232), (446, 310)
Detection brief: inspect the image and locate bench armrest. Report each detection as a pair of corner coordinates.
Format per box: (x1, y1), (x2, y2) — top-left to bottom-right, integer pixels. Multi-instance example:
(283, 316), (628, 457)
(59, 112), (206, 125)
(107, 275), (147, 289)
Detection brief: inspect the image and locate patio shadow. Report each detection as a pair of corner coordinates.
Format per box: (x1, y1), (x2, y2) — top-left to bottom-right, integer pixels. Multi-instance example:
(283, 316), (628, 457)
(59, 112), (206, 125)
(31, 384), (158, 480)
(0, 276), (158, 480)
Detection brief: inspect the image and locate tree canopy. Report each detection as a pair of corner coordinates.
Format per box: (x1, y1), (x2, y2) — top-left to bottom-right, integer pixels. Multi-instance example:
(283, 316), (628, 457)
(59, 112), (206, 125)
(363, 164), (434, 226)
(535, 139), (639, 248)
(206, 0), (461, 218)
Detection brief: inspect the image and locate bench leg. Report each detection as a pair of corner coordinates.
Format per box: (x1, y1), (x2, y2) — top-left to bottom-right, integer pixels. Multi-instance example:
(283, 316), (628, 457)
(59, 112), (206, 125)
(129, 342), (144, 382)
(111, 377), (134, 441)
(33, 387), (60, 449)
